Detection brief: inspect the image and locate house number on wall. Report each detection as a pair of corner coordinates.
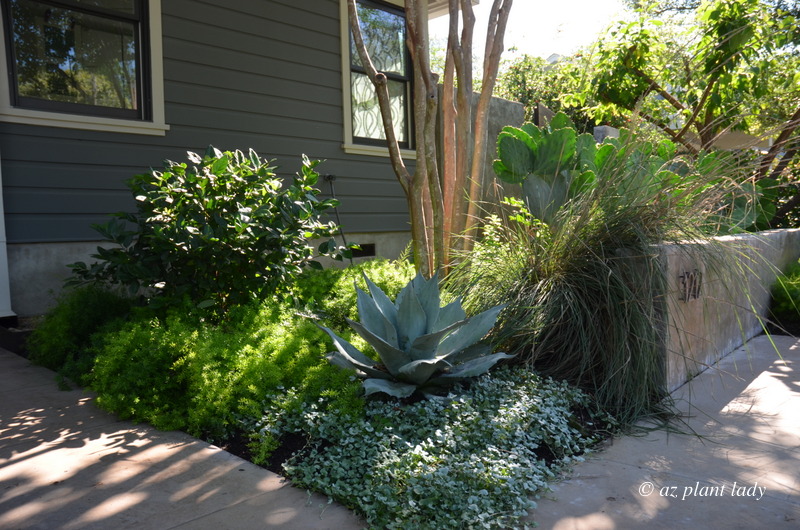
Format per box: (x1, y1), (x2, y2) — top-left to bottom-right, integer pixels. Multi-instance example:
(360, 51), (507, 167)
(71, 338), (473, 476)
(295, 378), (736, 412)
(679, 269), (702, 302)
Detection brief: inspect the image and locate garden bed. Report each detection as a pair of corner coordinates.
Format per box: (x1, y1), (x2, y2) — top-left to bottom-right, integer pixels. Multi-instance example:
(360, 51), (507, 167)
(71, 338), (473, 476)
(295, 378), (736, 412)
(15, 263), (616, 529)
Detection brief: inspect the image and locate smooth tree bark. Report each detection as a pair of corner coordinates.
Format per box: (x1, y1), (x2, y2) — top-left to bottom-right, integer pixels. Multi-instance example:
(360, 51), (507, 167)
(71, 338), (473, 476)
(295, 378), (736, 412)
(347, 0), (431, 275)
(464, 0), (512, 246)
(347, 0), (513, 276)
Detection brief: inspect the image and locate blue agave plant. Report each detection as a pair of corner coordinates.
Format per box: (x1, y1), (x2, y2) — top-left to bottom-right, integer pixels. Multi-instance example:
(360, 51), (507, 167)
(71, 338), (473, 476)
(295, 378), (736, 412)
(319, 272), (512, 399)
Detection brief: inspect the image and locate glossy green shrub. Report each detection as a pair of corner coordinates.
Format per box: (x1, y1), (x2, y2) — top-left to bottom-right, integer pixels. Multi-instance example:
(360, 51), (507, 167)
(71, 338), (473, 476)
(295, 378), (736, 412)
(27, 285), (134, 383)
(69, 147), (349, 312)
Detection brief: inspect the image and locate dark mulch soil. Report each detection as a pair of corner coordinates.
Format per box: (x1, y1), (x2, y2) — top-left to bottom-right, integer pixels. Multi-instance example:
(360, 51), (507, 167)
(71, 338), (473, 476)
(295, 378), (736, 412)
(766, 313), (800, 338)
(0, 324), (32, 358)
(216, 429), (255, 464)
(218, 429), (308, 475)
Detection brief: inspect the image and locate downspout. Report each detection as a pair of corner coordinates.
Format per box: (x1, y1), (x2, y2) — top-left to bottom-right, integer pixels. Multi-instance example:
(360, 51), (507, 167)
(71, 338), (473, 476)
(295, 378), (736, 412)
(0, 149), (16, 320)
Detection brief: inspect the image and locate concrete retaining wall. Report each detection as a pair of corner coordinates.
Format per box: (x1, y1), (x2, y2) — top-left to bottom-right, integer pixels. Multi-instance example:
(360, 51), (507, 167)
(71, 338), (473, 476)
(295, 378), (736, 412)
(661, 229), (800, 390)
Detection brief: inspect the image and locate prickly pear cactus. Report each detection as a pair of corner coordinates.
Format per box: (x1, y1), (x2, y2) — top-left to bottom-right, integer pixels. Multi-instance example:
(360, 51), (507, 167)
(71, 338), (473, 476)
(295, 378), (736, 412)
(493, 112), (598, 224)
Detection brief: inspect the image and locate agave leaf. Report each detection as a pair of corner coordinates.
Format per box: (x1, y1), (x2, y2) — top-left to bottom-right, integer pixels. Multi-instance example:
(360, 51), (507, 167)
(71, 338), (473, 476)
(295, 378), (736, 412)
(408, 319), (467, 361)
(431, 352), (514, 382)
(433, 298), (467, 332)
(395, 278), (427, 350)
(348, 319), (410, 375)
(407, 331), (444, 361)
(363, 378), (417, 398)
(356, 286), (398, 348)
(318, 324), (391, 380)
(327, 350), (393, 380)
(438, 304), (505, 360)
(440, 342), (492, 364)
(397, 358), (452, 385)
(363, 274), (399, 329)
(412, 271), (441, 333)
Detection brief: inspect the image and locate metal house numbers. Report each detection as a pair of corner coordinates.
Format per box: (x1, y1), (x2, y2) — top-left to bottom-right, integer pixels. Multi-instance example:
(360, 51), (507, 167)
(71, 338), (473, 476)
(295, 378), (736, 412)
(679, 269), (702, 302)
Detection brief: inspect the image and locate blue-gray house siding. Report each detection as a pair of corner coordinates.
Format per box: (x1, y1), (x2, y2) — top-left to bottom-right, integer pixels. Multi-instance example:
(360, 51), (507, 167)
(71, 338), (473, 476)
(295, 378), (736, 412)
(0, 0), (411, 245)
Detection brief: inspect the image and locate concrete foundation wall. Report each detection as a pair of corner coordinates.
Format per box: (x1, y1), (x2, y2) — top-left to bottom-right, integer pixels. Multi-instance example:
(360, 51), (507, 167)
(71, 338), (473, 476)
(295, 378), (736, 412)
(661, 229), (800, 390)
(315, 231), (411, 268)
(9, 242), (101, 317)
(8, 232), (412, 317)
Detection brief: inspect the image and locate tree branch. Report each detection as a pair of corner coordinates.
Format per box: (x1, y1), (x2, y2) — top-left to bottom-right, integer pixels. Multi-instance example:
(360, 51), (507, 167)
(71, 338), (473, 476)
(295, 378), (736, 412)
(467, 0), (513, 234)
(446, 0), (476, 245)
(347, 0), (412, 193)
(769, 142), (799, 182)
(407, 0), (445, 273)
(637, 110), (699, 154)
(771, 185), (800, 227)
(630, 66), (686, 114)
(756, 105), (800, 181)
(675, 73), (720, 142)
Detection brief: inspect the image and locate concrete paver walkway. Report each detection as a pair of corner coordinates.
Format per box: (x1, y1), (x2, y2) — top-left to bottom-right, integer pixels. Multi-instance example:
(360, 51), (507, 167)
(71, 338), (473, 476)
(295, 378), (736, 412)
(1, 335), (798, 529)
(529, 334), (800, 529)
(0, 347), (363, 529)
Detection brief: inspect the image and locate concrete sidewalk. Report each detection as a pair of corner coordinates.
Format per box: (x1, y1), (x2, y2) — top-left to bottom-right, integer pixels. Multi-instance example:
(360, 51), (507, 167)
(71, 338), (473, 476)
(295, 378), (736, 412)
(1, 335), (799, 529)
(0, 347), (363, 529)
(529, 334), (800, 529)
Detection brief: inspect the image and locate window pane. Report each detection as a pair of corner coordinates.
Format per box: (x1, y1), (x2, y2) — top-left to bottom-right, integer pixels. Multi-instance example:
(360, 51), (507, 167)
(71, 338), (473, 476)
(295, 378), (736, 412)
(72, 0), (137, 15)
(10, 1), (139, 110)
(351, 3), (406, 76)
(351, 72), (407, 143)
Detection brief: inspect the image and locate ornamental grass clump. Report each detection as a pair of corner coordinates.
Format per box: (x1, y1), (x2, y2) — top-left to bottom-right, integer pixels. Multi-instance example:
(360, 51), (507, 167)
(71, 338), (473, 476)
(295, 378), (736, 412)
(318, 272), (512, 399)
(449, 116), (757, 425)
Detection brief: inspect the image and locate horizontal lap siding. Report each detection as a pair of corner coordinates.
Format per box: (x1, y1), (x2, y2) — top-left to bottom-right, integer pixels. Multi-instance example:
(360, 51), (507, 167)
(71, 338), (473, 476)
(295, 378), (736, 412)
(0, 0), (410, 243)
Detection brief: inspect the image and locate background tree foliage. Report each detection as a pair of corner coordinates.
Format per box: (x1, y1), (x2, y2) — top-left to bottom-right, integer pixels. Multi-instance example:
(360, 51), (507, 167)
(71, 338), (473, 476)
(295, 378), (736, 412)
(581, 0), (799, 152)
(493, 0), (800, 228)
(574, 0), (799, 227)
(624, 0), (799, 18)
(494, 53), (601, 133)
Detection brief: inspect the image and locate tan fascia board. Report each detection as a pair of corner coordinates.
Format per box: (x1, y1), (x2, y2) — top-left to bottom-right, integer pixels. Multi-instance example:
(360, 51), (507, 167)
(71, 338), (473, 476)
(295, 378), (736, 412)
(428, 0), (480, 19)
(382, 0), (480, 19)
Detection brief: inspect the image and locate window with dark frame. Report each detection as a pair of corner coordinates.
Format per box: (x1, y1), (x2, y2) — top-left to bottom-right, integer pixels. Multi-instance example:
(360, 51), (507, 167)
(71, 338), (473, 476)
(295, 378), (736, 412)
(2, 0), (149, 120)
(350, 0), (411, 148)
